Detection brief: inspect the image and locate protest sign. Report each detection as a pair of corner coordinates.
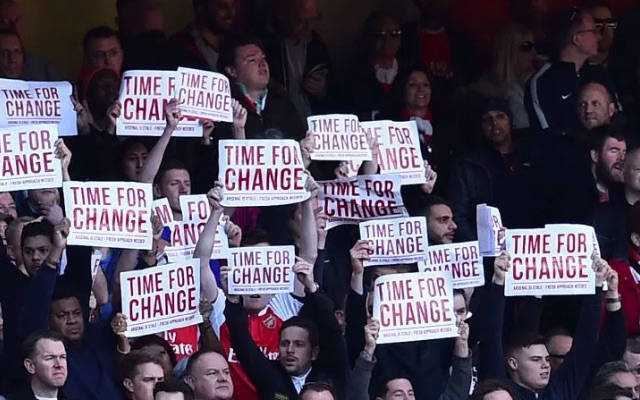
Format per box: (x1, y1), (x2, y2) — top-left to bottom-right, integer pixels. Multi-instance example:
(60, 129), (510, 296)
(152, 198), (174, 226)
(373, 272), (457, 344)
(359, 217), (428, 266)
(179, 194), (211, 222)
(227, 246), (295, 295)
(63, 181), (153, 250)
(219, 140), (309, 207)
(355, 121), (425, 185)
(505, 226), (596, 296)
(476, 204), (504, 257)
(121, 260), (202, 337)
(0, 124), (62, 191)
(319, 174), (407, 229)
(176, 67), (232, 122)
(117, 70), (203, 137)
(0, 79), (77, 136)
(307, 114), (372, 161)
(90, 249), (102, 282)
(420, 241), (484, 289)
(164, 197), (227, 262)
(164, 325), (198, 361)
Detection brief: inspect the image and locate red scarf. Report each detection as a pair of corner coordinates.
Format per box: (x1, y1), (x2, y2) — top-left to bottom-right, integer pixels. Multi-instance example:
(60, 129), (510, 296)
(401, 107), (433, 146)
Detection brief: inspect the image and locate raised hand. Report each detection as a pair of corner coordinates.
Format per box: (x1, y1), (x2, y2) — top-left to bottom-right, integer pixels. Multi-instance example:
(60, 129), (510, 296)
(493, 251), (511, 286)
(106, 100), (122, 135)
(207, 182), (224, 213)
(350, 240), (372, 275)
(165, 98), (181, 129)
(293, 257), (316, 292)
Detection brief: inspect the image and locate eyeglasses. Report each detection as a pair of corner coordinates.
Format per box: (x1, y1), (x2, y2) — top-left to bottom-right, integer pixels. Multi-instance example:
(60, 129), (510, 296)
(594, 18), (618, 31)
(368, 29), (402, 38)
(519, 41), (536, 52)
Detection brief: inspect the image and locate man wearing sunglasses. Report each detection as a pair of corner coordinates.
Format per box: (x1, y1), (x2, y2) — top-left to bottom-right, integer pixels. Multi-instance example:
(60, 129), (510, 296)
(584, 1), (618, 68)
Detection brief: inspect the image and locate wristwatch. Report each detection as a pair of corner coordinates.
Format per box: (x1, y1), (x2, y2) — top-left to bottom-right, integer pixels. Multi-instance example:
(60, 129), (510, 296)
(305, 282), (320, 294)
(606, 296), (622, 304)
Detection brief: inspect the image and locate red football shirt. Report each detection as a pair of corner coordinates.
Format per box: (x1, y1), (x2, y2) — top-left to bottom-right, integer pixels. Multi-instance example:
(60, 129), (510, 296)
(419, 29), (455, 80)
(211, 293), (302, 400)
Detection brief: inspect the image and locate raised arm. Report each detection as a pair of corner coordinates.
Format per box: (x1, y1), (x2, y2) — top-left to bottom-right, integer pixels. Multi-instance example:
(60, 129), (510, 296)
(549, 255), (607, 400)
(439, 322), (472, 400)
(347, 319), (380, 400)
(137, 99), (179, 183)
(54, 139), (72, 182)
(194, 182), (225, 303)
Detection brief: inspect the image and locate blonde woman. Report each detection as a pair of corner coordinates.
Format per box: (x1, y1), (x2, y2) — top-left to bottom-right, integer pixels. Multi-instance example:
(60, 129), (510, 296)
(459, 24), (538, 130)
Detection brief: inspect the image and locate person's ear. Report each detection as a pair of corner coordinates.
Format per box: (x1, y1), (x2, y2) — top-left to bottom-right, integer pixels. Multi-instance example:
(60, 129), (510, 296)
(608, 102), (616, 118)
(123, 378), (135, 393)
(631, 232), (640, 248)
(311, 345), (320, 361)
(225, 66), (237, 79)
(24, 358), (35, 375)
(184, 375), (195, 390)
(153, 183), (161, 198)
(507, 356), (518, 371)
(590, 149), (599, 164)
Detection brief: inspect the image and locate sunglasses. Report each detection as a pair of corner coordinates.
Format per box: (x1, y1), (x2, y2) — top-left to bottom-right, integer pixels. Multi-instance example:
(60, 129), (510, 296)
(368, 29), (402, 38)
(519, 41), (536, 52)
(594, 18), (618, 30)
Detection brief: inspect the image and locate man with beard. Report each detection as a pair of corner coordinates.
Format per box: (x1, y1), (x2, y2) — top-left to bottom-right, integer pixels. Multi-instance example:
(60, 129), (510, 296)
(447, 97), (538, 241)
(590, 127), (626, 202)
(170, 0), (237, 71)
(592, 145), (640, 260)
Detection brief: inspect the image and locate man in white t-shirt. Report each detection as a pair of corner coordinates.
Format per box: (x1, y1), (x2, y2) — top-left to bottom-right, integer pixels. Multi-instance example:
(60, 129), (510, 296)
(7, 330), (69, 400)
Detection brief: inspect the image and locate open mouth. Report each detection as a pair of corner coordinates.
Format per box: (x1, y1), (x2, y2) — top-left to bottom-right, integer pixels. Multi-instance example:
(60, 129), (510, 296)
(249, 295), (261, 299)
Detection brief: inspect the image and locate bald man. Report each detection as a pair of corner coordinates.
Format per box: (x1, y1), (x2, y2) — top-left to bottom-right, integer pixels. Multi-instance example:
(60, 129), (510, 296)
(578, 82), (616, 131)
(591, 146), (640, 260)
(0, 0), (58, 80)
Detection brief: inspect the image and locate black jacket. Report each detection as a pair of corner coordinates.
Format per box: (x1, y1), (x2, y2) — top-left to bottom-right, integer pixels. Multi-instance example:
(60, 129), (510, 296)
(262, 31), (338, 115)
(590, 195), (632, 261)
(524, 60), (615, 136)
(446, 136), (539, 242)
(224, 289), (347, 400)
(482, 282), (605, 400)
(7, 388), (71, 400)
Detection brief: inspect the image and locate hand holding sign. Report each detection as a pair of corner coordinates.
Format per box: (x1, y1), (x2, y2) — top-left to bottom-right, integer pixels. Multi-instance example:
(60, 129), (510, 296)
(350, 240), (372, 275)
(363, 318), (380, 358)
(454, 321), (470, 357)
(300, 132), (315, 168)
(52, 218), (70, 250)
(207, 182), (224, 213)
(106, 100), (122, 135)
(70, 93), (93, 135)
(151, 214), (163, 240)
(420, 162), (438, 194)
(334, 161), (349, 179)
(165, 99), (181, 130)
(199, 298), (213, 322)
(111, 313), (128, 338)
(200, 119), (215, 145)
(593, 254), (609, 287)
(41, 204), (64, 225)
(493, 251), (511, 286)
(225, 219), (242, 248)
(220, 265), (239, 303)
(231, 99), (247, 132)
(293, 257), (316, 292)
(54, 139), (72, 171)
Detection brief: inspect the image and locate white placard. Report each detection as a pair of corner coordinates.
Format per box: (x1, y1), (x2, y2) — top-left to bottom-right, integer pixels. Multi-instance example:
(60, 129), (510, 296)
(227, 246), (296, 294)
(121, 260), (202, 337)
(360, 217), (428, 266)
(420, 241), (485, 289)
(0, 79), (77, 136)
(307, 114), (372, 161)
(318, 174), (407, 229)
(117, 70), (203, 137)
(219, 139), (309, 207)
(176, 67), (233, 122)
(373, 272), (458, 344)
(505, 225), (596, 296)
(63, 181), (153, 250)
(0, 124), (62, 191)
(476, 204), (504, 257)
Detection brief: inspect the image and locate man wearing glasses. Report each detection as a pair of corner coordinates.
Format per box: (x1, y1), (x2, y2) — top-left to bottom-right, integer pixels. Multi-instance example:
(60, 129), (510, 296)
(525, 6), (616, 137)
(584, 1), (618, 68)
